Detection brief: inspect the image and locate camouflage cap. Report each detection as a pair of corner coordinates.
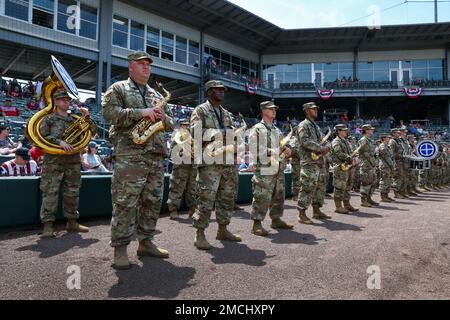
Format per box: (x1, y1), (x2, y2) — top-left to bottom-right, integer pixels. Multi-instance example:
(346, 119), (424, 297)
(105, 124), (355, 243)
(335, 124), (348, 131)
(391, 128), (401, 133)
(205, 80), (227, 92)
(260, 101), (278, 110)
(53, 89), (71, 100)
(400, 128), (408, 132)
(302, 102), (319, 111)
(361, 124), (376, 131)
(128, 51), (153, 63)
(380, 133), (391, 139)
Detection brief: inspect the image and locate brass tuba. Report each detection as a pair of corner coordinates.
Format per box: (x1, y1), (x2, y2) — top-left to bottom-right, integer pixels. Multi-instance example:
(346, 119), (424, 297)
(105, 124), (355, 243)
(26, 56), (92, 155)
(129, 82), (171, 145)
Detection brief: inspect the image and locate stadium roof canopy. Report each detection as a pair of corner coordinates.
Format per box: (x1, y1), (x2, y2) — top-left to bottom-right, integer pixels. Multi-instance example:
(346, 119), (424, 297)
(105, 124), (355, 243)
(132, 0), (450, 53)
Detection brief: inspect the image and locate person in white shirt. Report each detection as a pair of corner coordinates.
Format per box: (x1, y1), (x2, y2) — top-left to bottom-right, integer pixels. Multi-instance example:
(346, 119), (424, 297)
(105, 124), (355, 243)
(0, 147), (39, 176)
(81, 142), (109, 173)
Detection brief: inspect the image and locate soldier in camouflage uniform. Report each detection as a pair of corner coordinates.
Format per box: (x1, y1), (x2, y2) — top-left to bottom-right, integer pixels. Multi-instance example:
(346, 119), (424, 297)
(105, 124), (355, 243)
(349, 136), (360, 193)
(403, 134), (418, 196)
(39, 89), (96, 238)
(249, 101), (293, 236)
(167, 119), (197, 220)
(377, 134), (396, 202)
(189, 80), (241, 250)
(389, 128), (408, 198)
(331, 124), (359, 214)
(289, 134), (301, 199)
(407, 135), (423, 194)
(296, 102), (332, 224)
(358, 124), (379, 207)
(103, 51), (174, 269)
(399, 129), (415, 196)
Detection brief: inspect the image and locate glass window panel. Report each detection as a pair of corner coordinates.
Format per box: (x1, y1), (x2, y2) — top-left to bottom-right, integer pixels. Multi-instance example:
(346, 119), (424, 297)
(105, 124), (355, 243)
(189, 41), (199, 55)
(176, 49), (187, 64)
(161, 52), (173, 61)
(189, 53), (199, 67)
(161, 31), (174, 53)
(176, 36), (187, 50)
(298, 63), (311, 72)
(284, 72), (297, 83)
(79, 20), (96, 39)
(58, 0), (75, 13)
(339, 69), (353, 79)
(412, 60), (427, 68)
(428, 60), (443, 68)
(146, 27), (160, 47)
(232, 64), (240, 74)
(210, 49), (220, 59)
(314, 63), (323, 71)
(389, 61), (399, 68)
(339, 62), (353, 69)
(34, 0), (54, 11)
(241, 60), (250, 69)
(130, 21), (144, 37)
(221, 60), (230, 69)
(324, 63), (338, 71)
(32, 8), (54, 28)
(374, 70), (389, 81)
(146, 46), (159, 58)
(220, 52), (230, 62)
(5, 0), (30, 21)
(324, 70), (338, 82)
(241, 68), (249, 76)
(402, 60), (412, 68)
(130, 35), (144, 51)
(298, 72), (311, 83)
(57, 13), (75, 34)
(373, 61), (389, 69)
(359, 70), (373, 81)
(204, 46), (210, 54)
(412, 68), (427, 80)
(358, 62), (372, 70)
(428, 68), (443, 80)
(113, 15), (128, 33)
(232, 56), (240, 65)
(113, 30), (127, 48)
(283, 64), (297, 72)
(80, 4), (97, 23)
(275, 72), (283, 80)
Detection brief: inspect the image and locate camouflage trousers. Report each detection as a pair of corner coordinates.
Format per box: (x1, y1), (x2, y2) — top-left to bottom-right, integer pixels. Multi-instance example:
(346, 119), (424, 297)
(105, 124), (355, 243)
(232, 164), (239, 204)
(291, 161), (301, 198)
(333, 166), (352, 201)
(348, 167), (356, 191)
(392, 161), (405, 192)
(297, 163), (326, 210)
(378, 165), (393, 193)
(40, 162), (81, 223)
(359, 166), (377, 197)
(192, 165), (235, 230)
(110, 154), (164, 247)
(352, 166), (360, 190)
(418, 169), (427, 188)
(251, 167), (285, 221)
(167, 164), (197, 212)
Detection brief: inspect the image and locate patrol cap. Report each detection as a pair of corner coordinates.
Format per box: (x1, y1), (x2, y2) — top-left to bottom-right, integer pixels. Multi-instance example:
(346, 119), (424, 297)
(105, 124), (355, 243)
(391, 128), (401, 133)
(53, 89), (71, 100)
(205, 80), (227, 92)
(16, 147), (30, 161)
(400, 128), (408, 132)
(127, 51), (153, 63)
(335, 124), (348, 131)
(260, 101), (278, 110)
(179, 118), (190, 125)
(302, 102), (319, 111)
(361, 124), (376, 131)
(380, 133), (391, 139)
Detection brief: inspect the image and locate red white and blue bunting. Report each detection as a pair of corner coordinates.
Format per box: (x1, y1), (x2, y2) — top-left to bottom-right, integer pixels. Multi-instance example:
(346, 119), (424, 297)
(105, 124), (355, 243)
(244, 82), (258, 95)
(403, 87), (424, 99)
(317, 89), (335, 100)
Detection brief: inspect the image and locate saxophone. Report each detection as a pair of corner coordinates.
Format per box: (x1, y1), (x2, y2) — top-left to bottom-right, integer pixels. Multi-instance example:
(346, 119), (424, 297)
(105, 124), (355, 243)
(129, 82), (171, 145)
(311, 127), (332, 161)
(26, 55), (92, 155)
(279, 122), (294, 161)
(340, 140), (366, 171)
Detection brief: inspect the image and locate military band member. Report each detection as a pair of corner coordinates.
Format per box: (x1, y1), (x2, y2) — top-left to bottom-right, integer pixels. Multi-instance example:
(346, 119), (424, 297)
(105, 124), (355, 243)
(289, 134), (301, 199)
(331, 124), (359, 214)
(103, 51), (174, 269)
(349, 136), (360, 193)
(296, 102), (332, 224)
(189, 80), (241, 250)
(39, 89), (96, 238)
(389, 128), (408, 199)
(358, 124), (379, 207)
(377, 134), (396, 202)
(167, 119), (197, 220)
(249, 101), (293, 236)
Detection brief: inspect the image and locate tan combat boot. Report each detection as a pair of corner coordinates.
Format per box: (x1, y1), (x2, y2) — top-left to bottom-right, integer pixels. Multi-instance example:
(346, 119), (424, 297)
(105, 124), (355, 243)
(394, 191), (405, 199)
(414, 186), (424, 193)
(298, 209), (313, 224)
(216, 224), (242, 242)
(386, 192), (396, 201)
(137, 239), (169, 258)
(169, 210), (180, 220)
(113, 245), (130, 270)
(40, 222), (54, 238)
(194, 229), (211, 250)
(400, 190), (410, 198)
(361, 195), (372, 207)
(380, 192), (392, 203)
(367, 195), (379, 206)
(66, 219), (89, 233)
(271, 218), (294, 229)
(334, 198), (349, 214)
(188, 207), (195, 217)
(407, 186), (417, 196)
(312, 206), (332, 219)
(251, 220), (269, 236)
(343, 199), (359, 212)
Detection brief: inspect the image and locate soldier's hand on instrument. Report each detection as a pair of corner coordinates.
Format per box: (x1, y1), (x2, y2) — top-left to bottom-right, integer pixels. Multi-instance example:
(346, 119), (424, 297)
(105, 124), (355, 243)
(142, 108), (157, 122)
(321, 146), (330, 155)
(352, 158), (358, 166)
(60, 141), (73, 152)
(79, 107), (89, 117)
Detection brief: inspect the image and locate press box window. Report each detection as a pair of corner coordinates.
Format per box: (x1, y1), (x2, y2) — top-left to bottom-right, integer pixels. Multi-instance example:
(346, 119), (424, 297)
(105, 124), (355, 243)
(130, 21), (145, 51)
(5, 0), (30, 21)
(57, 0), (76, 34)
(161, 31), (174, 61)
(175, 36), (187, 64)
(146, 26), (160, 58)
(189, 41), (199, 67)
(33, 0), (54, 29)
(113, 15), (128, 48)
(79, 4), (97, 40)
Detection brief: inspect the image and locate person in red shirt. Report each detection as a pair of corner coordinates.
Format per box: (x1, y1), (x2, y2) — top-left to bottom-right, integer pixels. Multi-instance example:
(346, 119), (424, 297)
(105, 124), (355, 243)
(0, 99), (20, 116)
(26, 97), (40, 110)
(8, 86), (23, 99)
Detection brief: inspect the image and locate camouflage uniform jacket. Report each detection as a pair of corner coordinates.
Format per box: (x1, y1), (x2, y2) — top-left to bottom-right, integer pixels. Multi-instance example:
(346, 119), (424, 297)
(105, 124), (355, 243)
(388, 138), (405, 162)
(39, 112), (97, 164)
(296, 118), (324, 166)
(250, 120), (285, 171)
(358, 136), (376, 169)
(102, 77), (174, 157)
(377, 143), (394, 170)
(331, 136), (352, 166)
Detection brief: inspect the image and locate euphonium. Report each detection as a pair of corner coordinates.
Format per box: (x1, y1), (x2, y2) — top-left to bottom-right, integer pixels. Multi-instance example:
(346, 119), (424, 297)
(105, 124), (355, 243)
(310, 127), (332, 161)
(129, 82), (171, 145)
(205, 113), (247, 158)
(26, 55), (92, 155)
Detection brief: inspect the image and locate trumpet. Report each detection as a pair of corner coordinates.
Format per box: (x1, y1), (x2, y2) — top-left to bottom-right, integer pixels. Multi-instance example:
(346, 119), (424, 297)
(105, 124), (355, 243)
(205, 113), (247, 158)
(340, 140), (366, 171)
(311, 127), (332, 161)
(129, 82), (171, 145)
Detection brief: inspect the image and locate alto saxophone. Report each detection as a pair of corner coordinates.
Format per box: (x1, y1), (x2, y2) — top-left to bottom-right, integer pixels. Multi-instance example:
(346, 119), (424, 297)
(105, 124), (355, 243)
(129, 82), (171, 145)
(340, 140), (366, 171)
(311, 127), (332, 161)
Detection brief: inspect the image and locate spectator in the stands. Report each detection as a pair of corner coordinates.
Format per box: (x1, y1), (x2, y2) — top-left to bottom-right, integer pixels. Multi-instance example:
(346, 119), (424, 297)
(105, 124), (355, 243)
(23, 81), (36, 98)
(399, 120), (407, 130)
(239, 153), (254, 172)
(9, 79), (20, 92)
(30, 146), (44, 169)
(17, 126), (33, 150)
(0, 147), (39, 176)
(0, 98), (20, 117)
(26, 97), (40, 111)
(0, 124), (18, 156)
(0, 76), (8, 94)
(342, 113), (349, 124)
(81, 141), (109, 173)
(8, 86), (23, 99)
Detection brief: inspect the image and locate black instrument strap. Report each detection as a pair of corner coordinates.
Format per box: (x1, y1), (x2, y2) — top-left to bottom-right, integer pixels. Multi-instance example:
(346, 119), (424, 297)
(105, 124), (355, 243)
(212, 105), (224, 129)
(132, 80), (148, 108)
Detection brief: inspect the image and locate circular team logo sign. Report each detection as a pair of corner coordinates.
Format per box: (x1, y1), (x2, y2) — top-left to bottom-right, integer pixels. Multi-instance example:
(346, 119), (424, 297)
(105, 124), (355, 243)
(416, 140), (438, 159)
(51, 55), (79, 99)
